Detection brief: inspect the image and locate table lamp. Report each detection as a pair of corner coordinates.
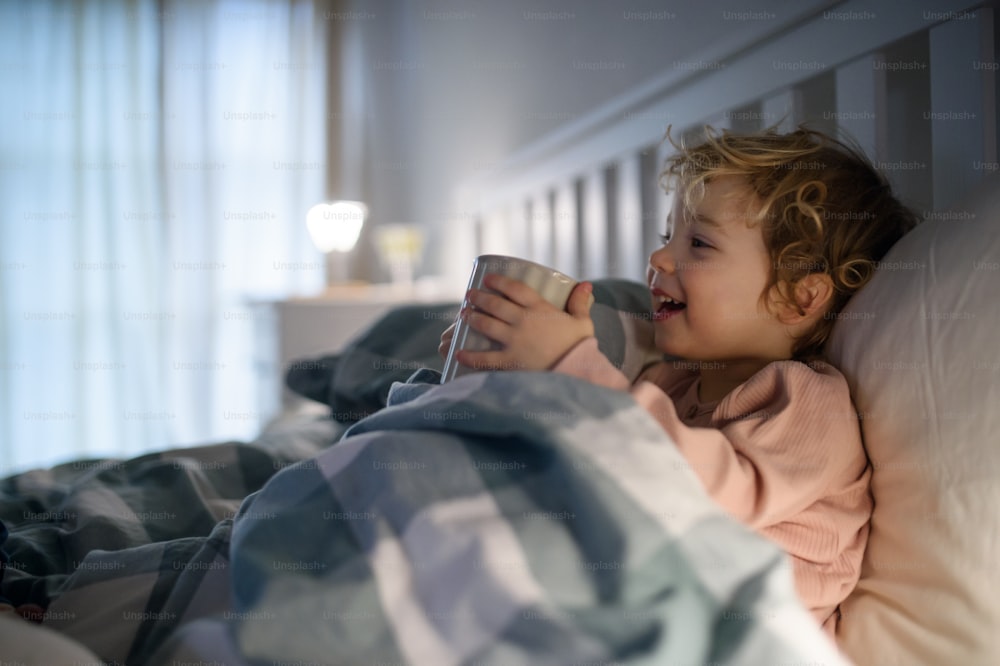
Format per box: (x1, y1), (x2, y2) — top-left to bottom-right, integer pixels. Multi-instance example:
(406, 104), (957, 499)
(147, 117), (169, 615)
(306, 200), (367, 285)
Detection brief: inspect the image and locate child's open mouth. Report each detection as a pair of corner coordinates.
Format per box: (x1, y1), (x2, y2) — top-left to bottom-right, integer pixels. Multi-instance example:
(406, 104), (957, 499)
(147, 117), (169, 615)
(653, 294), (686, 321)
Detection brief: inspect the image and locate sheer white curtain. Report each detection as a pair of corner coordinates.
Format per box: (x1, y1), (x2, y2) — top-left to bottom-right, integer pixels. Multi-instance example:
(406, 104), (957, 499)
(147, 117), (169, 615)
(0, 0), (327, 473)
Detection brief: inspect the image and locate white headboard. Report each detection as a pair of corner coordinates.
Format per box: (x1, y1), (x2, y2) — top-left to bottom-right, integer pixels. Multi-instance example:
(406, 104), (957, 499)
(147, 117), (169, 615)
(455, 0), (996, 283)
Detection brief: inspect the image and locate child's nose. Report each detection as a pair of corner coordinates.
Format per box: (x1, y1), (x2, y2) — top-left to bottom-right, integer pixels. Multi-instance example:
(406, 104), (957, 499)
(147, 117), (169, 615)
(648, 243), (676, 275)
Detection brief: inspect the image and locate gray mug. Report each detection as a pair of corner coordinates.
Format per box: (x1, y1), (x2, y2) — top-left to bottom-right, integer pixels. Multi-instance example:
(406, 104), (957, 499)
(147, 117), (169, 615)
(440, 254), (578, 382)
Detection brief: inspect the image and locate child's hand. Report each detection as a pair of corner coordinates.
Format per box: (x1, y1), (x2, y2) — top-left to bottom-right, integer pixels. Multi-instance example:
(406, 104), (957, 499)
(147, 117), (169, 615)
(455, 274), (595, 372)
(438, 321), (456, 360)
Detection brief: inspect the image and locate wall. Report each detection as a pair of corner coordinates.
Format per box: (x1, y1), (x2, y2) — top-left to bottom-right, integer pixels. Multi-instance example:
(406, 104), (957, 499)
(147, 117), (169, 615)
(334, 0), (833, 286)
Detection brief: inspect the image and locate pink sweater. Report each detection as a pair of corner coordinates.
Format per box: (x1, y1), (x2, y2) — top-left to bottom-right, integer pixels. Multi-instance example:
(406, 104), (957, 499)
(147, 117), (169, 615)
(553, 338), (872, 635)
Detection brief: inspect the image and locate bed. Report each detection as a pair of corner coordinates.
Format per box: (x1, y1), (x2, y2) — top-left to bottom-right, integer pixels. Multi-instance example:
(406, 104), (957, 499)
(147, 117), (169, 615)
(2, 286), (847, 665)
(448, 3), (1000, 665)
(3, 2), (999, 664)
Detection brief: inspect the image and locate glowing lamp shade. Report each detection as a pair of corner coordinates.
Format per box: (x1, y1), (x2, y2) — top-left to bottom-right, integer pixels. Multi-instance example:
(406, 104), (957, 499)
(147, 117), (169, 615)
(306, 201), (368, 252)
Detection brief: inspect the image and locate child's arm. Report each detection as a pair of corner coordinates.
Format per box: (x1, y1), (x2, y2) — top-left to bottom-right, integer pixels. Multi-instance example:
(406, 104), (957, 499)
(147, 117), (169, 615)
(630, 366), (857, 527)
(556, 341), (865, 528)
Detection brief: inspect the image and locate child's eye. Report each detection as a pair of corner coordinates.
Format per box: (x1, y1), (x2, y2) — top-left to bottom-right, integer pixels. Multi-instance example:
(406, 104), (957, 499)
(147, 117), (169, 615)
(659, 233), (672, 245)
(691, 236), (712, 249)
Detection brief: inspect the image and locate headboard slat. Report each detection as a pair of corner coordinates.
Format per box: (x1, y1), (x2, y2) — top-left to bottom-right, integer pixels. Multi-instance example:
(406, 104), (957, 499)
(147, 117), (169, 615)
(929, 7), (996, 210)
(581, 169), (607, 280)
(552, 181), (578, 277)
(835, 55), (888, 162)
(528, 193), (551, 268)
(761, 89), (800, 133)
(614, 153), (644, 280)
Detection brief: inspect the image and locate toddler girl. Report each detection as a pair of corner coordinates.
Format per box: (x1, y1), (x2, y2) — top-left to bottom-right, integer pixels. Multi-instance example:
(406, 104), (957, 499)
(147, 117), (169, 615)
(441, 126), (919, 635)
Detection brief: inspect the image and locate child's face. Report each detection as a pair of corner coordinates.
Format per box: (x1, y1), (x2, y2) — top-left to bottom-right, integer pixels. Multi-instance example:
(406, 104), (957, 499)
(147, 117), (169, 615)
(647, 175), (787, 363)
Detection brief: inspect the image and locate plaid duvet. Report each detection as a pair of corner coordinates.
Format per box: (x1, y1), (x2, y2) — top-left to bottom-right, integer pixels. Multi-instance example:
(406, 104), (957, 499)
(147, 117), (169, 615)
(0, 414), (341, 663)
(2, 371), (848, 665)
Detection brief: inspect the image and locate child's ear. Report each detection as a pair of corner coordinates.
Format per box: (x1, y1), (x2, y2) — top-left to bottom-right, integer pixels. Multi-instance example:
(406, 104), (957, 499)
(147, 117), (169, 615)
(787, 273), (834, 323)
(770, 274), (834, 324)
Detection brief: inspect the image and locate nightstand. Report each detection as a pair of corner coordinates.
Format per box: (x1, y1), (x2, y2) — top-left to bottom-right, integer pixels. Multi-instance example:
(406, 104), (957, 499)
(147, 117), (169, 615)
(251, 281), (459, 421)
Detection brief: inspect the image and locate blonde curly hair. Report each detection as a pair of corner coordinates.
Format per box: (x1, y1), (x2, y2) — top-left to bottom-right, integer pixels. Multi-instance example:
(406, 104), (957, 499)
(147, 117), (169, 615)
(662, 125), (920, 361)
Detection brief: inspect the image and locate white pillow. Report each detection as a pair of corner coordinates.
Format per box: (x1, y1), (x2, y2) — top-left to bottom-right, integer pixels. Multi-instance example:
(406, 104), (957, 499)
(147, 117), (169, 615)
(826, 176), (1000, 664)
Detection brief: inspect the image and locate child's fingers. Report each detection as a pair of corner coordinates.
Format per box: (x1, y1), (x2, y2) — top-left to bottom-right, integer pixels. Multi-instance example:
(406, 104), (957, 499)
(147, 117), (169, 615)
(455, 349), (527, 372)
(463, 308), (512, 345)
(465, 288), (524, 325)
(481, 273), (544, 307)
(566, 282), (594, 319)
(438, 322), (456, 359)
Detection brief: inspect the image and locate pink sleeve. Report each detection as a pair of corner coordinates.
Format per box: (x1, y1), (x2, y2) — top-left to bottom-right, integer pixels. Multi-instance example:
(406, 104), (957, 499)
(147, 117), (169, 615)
(640, 362), (861, 527)
(550, 337), (632, 391)
(555, 343), (861, 527)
